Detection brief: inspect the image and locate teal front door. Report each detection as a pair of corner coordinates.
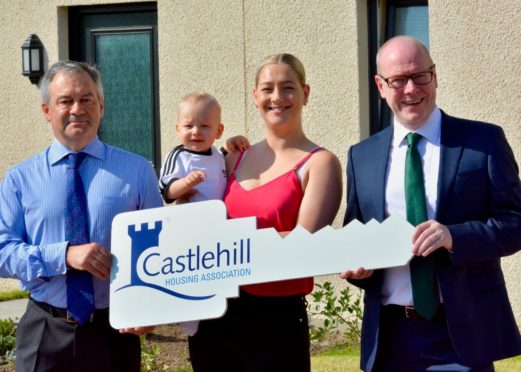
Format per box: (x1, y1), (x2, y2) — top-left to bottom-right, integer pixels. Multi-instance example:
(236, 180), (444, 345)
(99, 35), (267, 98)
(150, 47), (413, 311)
(69, 3), (160, 170)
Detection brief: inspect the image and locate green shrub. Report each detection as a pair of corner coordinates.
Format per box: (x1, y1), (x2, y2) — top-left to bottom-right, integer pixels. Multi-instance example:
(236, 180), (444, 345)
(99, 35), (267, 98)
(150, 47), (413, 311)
(140, 335), (169, 371)
(0, 318), (16, 366)
(0, 290), (29, 302)
(308, 281), (363, 345)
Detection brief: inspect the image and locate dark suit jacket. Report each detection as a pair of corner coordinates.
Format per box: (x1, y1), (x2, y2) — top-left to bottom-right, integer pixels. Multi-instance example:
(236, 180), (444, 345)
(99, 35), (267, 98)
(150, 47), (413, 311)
(344, 111), (521, 370)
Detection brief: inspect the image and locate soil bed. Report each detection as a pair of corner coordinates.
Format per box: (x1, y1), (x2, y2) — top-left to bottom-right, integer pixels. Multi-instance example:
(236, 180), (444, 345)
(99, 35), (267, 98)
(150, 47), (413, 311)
(146, 324), (347, 371)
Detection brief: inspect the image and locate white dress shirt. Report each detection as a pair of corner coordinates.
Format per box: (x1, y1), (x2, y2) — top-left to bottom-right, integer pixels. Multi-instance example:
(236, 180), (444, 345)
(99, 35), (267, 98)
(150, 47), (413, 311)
(382, 106), (442, 306)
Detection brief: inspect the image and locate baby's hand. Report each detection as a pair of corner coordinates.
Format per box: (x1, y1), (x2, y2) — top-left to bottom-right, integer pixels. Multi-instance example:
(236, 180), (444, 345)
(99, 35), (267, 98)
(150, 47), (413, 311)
(225, 135), (250, 153)
(184, 170), (207, 188)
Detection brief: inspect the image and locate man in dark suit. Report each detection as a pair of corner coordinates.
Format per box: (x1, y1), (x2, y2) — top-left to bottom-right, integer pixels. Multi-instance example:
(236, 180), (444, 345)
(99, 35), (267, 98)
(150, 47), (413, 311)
(341, 36), (521, 371)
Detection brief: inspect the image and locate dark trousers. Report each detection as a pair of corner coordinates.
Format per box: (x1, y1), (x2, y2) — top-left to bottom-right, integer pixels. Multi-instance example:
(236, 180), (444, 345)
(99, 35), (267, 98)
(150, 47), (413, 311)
(15, 299), (140, 372)
(189, 291), (310, 372)
(372, 305), (495, 372)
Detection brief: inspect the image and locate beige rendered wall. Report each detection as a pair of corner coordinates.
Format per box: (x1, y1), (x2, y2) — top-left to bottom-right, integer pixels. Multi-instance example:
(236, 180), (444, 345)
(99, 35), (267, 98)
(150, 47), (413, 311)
(158, 0), (366, 188)
(0, 0), (145, 176)
(157, 0), (246, 159)
(430, 0), (521, 326)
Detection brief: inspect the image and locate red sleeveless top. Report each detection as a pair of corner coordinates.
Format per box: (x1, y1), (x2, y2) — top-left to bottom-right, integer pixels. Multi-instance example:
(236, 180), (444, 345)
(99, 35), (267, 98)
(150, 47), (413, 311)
(223, 147), (322, 296)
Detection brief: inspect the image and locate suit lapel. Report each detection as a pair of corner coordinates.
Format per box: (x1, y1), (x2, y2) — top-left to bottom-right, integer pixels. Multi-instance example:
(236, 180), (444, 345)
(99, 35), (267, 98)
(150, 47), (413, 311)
(370, 127), (393, 221)
(436, 112), (463, 220)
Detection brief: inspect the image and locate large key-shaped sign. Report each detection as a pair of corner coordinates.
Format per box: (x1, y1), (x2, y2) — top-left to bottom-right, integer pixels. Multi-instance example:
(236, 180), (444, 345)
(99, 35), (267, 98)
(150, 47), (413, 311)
(109, 200), (414, 328)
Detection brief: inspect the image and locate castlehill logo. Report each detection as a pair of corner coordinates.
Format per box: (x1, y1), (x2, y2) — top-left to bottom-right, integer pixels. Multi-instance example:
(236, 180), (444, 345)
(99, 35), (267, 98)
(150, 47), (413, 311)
(114, 220), (253, 300)
(109, 200), (415, 329)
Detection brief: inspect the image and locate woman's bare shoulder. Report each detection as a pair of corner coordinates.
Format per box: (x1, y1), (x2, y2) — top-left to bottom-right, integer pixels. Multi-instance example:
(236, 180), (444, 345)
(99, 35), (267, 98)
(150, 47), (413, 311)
(310, 147), (341, 167)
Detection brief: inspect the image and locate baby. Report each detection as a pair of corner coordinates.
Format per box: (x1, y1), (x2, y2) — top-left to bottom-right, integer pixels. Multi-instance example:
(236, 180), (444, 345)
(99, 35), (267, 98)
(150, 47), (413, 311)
(158, 92), (248, 335)
(159, 92), (227, 204)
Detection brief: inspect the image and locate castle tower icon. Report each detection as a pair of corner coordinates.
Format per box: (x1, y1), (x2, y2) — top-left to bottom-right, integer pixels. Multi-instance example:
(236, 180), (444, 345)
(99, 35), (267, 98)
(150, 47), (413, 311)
(127, 221), (162, 286)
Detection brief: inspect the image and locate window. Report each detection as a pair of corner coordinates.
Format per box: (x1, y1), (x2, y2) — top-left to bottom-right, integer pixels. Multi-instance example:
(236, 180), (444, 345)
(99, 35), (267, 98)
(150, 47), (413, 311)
(368, 0), (429, 133)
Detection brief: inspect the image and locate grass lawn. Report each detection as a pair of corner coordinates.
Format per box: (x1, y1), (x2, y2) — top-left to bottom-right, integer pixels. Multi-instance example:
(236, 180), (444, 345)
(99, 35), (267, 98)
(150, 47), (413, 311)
(311, 345), (359, 371)
(310, 346), (521, 372)
(496, 355), (521, 372)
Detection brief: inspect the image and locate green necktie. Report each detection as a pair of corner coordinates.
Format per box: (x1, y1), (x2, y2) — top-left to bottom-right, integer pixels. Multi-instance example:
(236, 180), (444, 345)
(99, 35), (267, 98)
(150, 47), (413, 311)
(405, 132), (440, 320)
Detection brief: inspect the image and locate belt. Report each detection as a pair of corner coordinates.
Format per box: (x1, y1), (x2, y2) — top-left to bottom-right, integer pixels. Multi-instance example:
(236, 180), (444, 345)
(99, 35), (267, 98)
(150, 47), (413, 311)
(31, 299), (109, 325)
(381, 304), (445, 321)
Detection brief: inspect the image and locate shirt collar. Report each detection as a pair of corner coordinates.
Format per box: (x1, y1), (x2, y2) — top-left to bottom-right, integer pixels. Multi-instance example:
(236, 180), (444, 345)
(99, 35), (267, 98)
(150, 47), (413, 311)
(48, 136), (105, 165)
(392, 106), (442, 147)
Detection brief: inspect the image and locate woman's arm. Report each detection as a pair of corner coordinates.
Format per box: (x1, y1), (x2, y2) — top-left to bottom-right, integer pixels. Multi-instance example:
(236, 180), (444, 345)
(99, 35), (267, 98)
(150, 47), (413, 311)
(297, 149), (343, 233)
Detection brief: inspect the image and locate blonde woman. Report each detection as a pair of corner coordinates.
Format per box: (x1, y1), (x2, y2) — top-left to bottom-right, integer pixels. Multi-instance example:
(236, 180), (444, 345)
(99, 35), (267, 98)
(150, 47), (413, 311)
(188, 53), (342, 372)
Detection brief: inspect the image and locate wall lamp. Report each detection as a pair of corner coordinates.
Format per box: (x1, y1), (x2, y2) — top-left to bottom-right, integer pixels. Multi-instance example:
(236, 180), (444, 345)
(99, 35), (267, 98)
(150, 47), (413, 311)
(21, 34), (44, 84)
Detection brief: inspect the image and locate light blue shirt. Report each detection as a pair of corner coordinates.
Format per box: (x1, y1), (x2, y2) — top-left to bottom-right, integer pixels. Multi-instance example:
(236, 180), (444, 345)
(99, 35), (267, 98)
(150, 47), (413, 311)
(0, 137), (163, 308)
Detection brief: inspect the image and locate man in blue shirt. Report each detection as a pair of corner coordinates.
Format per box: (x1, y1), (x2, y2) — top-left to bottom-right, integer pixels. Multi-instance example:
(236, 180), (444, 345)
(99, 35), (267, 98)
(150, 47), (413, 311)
(0, 61), (163, 371)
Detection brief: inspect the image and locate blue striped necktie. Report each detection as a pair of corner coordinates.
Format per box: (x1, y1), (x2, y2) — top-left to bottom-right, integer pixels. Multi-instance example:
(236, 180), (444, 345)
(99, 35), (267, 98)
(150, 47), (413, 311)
(65, 152), (94, 325)
(405, 133), (440, 320)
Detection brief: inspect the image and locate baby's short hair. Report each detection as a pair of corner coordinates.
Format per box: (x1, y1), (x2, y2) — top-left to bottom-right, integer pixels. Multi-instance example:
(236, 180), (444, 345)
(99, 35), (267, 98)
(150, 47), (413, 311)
(179, 92), (221, 117)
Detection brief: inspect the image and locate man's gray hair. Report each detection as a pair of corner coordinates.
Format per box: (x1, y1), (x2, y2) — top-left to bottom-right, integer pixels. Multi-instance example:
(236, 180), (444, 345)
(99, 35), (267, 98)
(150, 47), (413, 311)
(40, 61), (104, 104)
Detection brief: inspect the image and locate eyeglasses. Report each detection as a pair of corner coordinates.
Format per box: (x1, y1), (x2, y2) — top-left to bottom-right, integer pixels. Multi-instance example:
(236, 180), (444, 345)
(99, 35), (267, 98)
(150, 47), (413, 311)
(379, 65), (435, 89)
